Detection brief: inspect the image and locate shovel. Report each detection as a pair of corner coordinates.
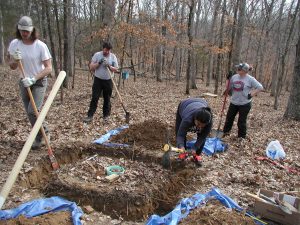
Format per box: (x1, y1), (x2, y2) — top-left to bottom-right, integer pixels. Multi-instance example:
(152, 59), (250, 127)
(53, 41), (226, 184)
(18, 60), (59, 170)
(107, 68), (130, 123)
(211, 77), (231, 138)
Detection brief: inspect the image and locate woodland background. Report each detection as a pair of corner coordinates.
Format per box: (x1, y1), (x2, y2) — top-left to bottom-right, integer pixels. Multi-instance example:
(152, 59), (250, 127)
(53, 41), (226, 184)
(0, 0), (300, 117)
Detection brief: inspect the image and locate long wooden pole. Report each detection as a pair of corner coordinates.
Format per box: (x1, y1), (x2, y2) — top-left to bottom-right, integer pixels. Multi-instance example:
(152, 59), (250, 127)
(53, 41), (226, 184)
(18, 61), (59, 170)
(0, 71), (66, 209)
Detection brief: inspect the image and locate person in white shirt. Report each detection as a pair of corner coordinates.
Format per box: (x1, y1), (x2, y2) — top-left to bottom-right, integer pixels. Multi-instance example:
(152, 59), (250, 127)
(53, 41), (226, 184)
(8, 16), (52, 149)
(223, 63), (263, 139)
(83, 42), (119, 123)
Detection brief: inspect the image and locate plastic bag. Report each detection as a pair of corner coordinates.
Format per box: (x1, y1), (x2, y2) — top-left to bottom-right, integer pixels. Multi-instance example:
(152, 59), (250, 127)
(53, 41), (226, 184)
(265, 140), (286, 160)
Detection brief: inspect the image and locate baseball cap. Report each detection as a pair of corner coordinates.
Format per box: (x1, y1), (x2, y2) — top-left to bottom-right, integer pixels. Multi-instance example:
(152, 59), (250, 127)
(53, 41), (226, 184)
(235, 63), (251, 72)
(18, 16), (33, 32)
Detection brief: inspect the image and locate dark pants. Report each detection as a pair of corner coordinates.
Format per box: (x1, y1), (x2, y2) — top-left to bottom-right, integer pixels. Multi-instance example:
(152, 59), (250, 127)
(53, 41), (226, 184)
(223, 102), (251, 138)
(87, 77), (112, 118)
(175, 103), (205, 155)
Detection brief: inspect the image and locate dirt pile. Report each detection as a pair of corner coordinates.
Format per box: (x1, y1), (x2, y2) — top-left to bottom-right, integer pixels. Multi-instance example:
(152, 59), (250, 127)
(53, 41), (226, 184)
(181, 200), (256, 225)
(110, 119), (176, 149)
(0, 211), (72, 225)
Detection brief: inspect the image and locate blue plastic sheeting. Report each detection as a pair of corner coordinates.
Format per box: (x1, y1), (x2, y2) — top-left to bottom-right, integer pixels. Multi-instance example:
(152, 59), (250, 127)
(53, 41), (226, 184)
(146, 187), (263, 225)
(0, 196), (83, 225)
(94, 125), (129, 147)
(187, 137), (228, 156)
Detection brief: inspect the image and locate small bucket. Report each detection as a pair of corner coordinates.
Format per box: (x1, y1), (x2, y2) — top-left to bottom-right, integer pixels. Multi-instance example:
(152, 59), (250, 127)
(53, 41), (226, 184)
(106, 165), (125, 176)
(122, 71), (129, 80)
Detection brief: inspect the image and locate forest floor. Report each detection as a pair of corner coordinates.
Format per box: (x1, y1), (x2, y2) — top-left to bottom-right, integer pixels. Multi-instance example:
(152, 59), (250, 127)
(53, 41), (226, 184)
(0, 65), (299, 225)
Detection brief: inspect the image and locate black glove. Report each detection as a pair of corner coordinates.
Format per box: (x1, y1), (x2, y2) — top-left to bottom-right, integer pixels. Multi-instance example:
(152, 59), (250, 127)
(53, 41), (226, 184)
(248, 93), (252, 99)
(99, 58), (107, 66)
(226, 71), (234, 80)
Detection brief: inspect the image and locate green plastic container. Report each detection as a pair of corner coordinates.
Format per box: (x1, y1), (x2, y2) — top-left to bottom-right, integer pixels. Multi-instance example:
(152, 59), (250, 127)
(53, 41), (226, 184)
(106, 165), (125, 176)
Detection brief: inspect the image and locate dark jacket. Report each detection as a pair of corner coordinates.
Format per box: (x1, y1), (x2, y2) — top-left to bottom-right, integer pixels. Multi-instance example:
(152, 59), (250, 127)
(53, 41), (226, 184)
(176, 98), (212, 150)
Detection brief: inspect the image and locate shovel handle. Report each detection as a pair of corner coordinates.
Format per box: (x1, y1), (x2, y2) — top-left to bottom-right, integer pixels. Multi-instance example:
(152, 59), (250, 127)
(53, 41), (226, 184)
(18, 61), (59, 170)
(246, 192), (268, 203)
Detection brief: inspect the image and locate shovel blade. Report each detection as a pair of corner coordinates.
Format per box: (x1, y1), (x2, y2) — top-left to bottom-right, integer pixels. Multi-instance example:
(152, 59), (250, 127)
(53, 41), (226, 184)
(162, 151), (171, 169)
(211, 129), (224, 138)
(125, 112), (130, 124)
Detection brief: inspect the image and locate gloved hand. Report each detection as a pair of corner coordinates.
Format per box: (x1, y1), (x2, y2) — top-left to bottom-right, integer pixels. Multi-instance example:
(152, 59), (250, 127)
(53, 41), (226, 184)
(248, 93), (252, 99)
(226, 71), (233, 80)
(99, 58), (108, 67)
(22, 77), (36, 87)
(13, 50), (22, 61)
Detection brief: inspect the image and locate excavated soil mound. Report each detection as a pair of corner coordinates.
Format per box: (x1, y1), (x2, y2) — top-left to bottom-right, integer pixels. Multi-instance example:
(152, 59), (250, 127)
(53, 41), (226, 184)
(0, 211), (72, 225)
(181, 200), (256, 225)
(110, 119), (176, 149)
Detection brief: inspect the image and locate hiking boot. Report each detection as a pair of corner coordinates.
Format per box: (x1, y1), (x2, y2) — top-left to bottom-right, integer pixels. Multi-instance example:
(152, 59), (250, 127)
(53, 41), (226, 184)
(32, 139), (42, 150)
(83, 116), (93, 123)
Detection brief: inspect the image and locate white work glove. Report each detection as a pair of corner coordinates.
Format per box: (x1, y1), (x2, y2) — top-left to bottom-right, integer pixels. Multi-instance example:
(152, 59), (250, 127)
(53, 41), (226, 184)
(22, 77), (36, 87)
(13, 50), (22, 60)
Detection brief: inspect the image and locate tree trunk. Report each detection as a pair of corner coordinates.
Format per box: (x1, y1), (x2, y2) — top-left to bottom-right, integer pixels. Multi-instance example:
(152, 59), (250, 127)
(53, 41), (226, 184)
(155, 0), (162, 82)
(271, 0), (285, 95)
(186, 0), (195, 94)
(232, 0), (246, 65)
(206, 0), (221, 87)
(284, 15), (300, 120)
(227, 1), (239, 72)
(214, 0), (226, 94)
(0, 6), (4, 65)
(45, 0), (59, 76)
(53, 0), (62, 71)
(274, 0), (299, 109)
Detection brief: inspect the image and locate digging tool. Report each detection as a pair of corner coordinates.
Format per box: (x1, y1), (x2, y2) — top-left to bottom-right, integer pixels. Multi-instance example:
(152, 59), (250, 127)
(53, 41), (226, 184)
(18, 60), (59, 170)
(162, 129), (173, 169)
(163, 144), (185, 153)
(255, 156), (300, 175)
(211, 74), (231, 138)
(107, 67), (130, 123)
(0, 71), (66, 209)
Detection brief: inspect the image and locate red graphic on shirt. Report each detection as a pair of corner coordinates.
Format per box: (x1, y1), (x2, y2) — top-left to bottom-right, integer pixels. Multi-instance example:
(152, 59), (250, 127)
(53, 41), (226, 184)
(232, 81), (244, 91)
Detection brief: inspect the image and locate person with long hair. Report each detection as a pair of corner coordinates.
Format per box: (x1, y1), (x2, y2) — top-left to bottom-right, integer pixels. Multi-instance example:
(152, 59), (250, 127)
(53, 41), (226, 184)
(8, 16), (52, 149)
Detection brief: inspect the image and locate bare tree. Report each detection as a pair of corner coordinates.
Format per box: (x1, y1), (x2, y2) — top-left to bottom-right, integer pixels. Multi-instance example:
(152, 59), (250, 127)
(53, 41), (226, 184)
(0, 5), (4, 65)
(232, 0), (246, 65)
(156, 0), (162, 82)
(274, 0), (299, 109)
(185, 0), (196, 94)
(284, 14), (300, 120)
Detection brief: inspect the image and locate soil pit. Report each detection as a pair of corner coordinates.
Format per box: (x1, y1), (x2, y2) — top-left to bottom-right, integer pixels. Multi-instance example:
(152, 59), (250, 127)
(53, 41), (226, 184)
(43, 154), (193, 221)
(0, 211), (72, 225)
(180, 200), (256, 225)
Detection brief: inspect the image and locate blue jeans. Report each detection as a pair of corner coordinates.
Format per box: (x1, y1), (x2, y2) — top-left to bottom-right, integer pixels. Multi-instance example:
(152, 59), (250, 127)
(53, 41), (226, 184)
(19, 79), (48, 141)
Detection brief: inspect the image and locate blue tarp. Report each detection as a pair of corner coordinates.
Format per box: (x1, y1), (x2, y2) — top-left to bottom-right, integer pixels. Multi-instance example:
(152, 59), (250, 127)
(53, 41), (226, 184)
(187, 137), (228, 156)
(94, 126), (227, 156)
(0, 196), (83, 225)
(94, 125), (130, 147)
(146, 187), (263, 225)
